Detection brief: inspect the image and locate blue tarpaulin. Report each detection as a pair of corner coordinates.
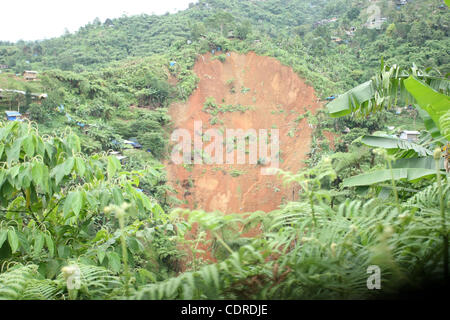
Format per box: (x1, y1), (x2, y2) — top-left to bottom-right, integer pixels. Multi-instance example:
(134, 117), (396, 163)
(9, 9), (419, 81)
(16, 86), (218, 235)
(5, 111), (22, 121)
(169, 61), (176, 67)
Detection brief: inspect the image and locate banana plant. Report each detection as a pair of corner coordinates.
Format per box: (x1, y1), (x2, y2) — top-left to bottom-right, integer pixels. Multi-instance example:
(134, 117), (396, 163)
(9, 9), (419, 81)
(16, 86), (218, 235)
(327, 63), (449, 188)
(327, 62), (449, 119)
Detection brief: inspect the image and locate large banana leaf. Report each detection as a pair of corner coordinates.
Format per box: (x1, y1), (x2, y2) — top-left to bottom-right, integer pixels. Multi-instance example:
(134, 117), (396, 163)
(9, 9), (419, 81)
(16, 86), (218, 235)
(343, 156), (445, 187)
(441, 110), (450, 141)
(416, 105), (443, 140)
(326, 81), (374, 117)
(342, 168), (444, 187)
(404, 76), (450, 141)
(361, 135), (433, 158)
(392, 156), (445, 170)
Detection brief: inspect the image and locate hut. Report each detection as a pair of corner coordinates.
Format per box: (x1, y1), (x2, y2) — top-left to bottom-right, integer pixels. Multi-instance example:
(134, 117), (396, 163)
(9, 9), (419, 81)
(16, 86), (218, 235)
(399, 130), (420, 142)
(23, 70), (38, 81)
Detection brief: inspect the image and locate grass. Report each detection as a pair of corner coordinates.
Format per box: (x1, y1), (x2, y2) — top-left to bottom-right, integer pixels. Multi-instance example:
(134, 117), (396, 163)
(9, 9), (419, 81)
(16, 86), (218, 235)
(0, 72), (44, 92)
(229, 169), (246, 177)
(385, 111), (425, 131)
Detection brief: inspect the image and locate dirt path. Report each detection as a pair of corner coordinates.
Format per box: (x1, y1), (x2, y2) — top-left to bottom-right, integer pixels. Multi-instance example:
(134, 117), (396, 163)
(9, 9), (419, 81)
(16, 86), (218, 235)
(166, 51), (322, 214)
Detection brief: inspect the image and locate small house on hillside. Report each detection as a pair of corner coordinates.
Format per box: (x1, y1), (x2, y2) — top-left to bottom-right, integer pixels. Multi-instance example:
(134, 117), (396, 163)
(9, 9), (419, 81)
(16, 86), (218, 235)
(0, 64), (8, 69)
(5, 111), (23, 121)
(23, 70), (38, 81)
(400, 130), (420, 142)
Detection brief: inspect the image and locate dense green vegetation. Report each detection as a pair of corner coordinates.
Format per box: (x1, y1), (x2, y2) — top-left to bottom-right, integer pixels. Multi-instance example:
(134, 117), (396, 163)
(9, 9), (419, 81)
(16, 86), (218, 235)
(0, 0), (449, 300)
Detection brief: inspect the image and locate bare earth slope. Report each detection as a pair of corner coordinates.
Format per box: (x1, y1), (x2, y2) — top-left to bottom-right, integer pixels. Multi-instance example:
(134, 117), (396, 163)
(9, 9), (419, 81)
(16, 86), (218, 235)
(166, 51), (322, 213)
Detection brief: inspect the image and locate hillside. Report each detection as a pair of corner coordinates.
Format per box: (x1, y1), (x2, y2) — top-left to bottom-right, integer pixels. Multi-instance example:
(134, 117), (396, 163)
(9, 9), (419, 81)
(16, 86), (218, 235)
(167, 51), (322, 213)
(0, 0), (449, 302)
(1, 0), (448, 95)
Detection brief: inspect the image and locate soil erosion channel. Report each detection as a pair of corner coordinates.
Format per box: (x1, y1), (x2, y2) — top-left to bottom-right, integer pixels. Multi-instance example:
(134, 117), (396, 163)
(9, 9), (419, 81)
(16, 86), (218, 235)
(166, 51), (321, 213)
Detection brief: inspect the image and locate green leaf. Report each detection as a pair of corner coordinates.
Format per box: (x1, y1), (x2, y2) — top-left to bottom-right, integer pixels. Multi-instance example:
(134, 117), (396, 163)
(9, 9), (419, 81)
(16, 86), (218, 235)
(404, 76), (450, 136)
(327, 81), (374, 117)
(439, 109), (450, 141)
(57, 244), (71, 258)
(97, 250), (106, 264)
(22, 135), (35, 158)
(7, 228), (19, 253)
(0, 230), (7, 248)
(34, 233), (45, 256)
(45, 234), (55, 257)
(343, 168), (442, 187)
(107, 156), (121, 179)
(63, 157), (75, 175)
(75, 157), (86, 177)
(361, 135), (432, 158)
(107, 251), (121, 273)
(31, 162), (45, 186)
(51, 163), (66, 186)
(127, 237), (144, 254)
(67, 134), (81, 154)
(6, 137), (24, 165)
(63, 192), (77, 218)
(392, 156), (445, 170)
(416, 105), (442, 140)
(112, 187), (124, 205)
(71, 191), (83, 217)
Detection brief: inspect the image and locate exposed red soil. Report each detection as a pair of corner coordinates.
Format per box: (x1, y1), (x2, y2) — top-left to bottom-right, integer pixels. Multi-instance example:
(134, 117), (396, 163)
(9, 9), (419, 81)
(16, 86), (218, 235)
(166, 51), (322, 215)
(322, 130), (338, 151)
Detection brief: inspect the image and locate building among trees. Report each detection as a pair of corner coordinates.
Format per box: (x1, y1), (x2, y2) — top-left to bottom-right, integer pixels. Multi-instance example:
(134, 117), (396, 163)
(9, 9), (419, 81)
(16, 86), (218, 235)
(23, 70), (38, 81)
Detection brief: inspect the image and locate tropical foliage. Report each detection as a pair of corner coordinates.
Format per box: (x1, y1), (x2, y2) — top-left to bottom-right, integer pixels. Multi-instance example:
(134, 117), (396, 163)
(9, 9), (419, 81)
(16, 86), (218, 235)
(0, 0), (449, 300)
